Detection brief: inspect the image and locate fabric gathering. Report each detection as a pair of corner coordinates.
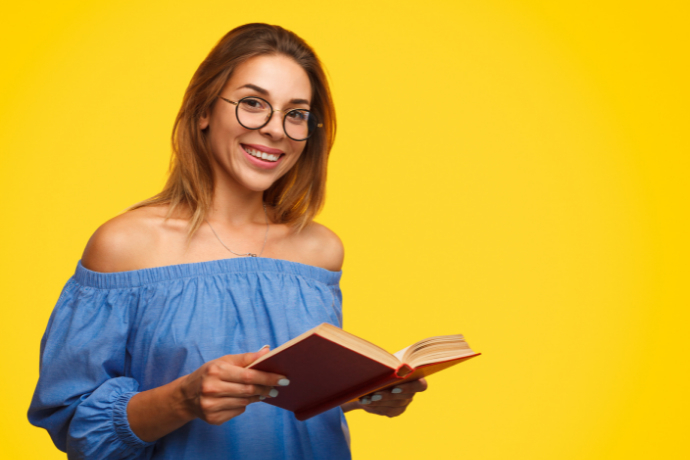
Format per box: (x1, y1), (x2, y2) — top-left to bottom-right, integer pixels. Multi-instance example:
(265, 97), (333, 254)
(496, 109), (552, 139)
(28, 258), (351, 459)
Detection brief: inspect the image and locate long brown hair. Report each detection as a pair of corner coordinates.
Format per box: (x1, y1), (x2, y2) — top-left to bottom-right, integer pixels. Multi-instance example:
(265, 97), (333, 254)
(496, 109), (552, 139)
(129, 23), (336, 240)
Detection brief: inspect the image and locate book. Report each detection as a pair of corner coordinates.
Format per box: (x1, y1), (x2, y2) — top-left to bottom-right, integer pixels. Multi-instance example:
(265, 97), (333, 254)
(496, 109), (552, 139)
(247, 323), (480, 421)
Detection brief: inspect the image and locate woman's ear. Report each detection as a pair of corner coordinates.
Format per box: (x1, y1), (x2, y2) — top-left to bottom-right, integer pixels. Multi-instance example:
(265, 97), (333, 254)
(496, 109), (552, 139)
(199, 111), (209, 130)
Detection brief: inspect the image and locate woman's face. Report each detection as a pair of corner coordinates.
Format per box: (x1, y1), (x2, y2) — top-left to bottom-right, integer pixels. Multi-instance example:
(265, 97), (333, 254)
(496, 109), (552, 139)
(200, 54), (312, 193)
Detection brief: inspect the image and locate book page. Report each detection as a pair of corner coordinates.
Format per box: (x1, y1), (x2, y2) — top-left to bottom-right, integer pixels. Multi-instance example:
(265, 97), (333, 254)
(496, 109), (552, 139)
(393, 345), (411, 361)
(400, 334), (476, 368)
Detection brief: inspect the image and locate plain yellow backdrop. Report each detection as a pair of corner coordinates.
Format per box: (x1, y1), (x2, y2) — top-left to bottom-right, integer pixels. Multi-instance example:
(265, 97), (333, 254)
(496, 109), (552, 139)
(1, 0), (688, 458)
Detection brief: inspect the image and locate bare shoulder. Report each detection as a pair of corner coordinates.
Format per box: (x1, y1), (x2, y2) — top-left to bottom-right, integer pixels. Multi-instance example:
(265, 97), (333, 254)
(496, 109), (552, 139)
(81, 205), (184, 273)
(292, 222), (344, 272)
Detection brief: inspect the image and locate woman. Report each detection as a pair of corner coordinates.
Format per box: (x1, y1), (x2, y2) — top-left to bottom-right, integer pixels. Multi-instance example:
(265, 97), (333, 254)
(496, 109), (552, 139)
(28, 23), (427, 459)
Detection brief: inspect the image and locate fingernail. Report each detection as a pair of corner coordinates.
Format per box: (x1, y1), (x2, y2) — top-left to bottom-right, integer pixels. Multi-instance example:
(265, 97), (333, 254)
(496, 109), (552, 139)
(360, 397), (371, 405)
(257, 344), (270, 352)
(269, 388), (279, 398)
(278, 378), (290, 386)
(259, 396), (266, 400)
(371, 394), (383, 401)
(391, 387), (403, 394)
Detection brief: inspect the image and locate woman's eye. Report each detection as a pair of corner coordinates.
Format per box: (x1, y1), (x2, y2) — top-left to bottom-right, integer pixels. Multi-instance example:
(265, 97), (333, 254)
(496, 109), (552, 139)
(241, 98), (267, 111)
(286, 110), (309, 123)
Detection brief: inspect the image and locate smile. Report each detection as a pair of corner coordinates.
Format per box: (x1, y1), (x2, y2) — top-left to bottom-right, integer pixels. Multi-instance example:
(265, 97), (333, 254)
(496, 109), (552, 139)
(242, 144), (283, 162)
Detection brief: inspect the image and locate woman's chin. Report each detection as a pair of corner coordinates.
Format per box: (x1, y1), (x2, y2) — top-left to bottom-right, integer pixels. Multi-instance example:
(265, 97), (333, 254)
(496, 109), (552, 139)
(236, 172), (283, 193)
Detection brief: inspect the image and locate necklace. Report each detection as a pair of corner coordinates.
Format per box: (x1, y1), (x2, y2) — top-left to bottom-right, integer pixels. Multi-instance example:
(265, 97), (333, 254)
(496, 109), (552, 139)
(205, 204), (269, 257)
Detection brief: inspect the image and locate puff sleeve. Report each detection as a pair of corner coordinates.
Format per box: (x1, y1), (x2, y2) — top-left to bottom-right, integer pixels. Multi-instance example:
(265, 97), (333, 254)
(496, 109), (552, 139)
(28, 278), (155, 459)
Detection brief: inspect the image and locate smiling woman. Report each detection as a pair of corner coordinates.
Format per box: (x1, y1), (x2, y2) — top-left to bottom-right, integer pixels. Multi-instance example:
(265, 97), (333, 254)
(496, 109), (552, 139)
(26, 23), (427, 460)
(131, 24), (336, 237)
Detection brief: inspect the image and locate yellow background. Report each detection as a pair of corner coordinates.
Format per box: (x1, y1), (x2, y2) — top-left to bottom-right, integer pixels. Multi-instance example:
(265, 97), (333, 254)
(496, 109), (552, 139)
(1, 0), (687, 458)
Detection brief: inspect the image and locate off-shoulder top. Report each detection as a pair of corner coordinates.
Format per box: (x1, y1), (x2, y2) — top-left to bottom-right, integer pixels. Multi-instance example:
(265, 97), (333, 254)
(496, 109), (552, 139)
(28, 257), (351, 460)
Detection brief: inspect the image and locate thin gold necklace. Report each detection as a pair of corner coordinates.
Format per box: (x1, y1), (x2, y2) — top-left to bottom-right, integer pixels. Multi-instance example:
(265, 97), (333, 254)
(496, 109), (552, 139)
(205, 204), (269, 257)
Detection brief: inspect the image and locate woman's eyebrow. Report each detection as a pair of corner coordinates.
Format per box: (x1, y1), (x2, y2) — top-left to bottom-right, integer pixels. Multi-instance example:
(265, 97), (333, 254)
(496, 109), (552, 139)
(238, 83), (310, 106)
(239, 83), (269, 95)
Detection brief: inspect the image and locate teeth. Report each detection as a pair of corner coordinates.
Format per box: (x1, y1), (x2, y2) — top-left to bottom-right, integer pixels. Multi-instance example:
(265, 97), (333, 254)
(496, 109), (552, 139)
(245, 146), (280, 162)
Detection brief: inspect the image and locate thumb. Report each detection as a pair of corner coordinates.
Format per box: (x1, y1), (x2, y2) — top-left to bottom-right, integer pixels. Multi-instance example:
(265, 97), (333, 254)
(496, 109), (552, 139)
(256, 344), (271, 355)
(224, 345), (272, 368)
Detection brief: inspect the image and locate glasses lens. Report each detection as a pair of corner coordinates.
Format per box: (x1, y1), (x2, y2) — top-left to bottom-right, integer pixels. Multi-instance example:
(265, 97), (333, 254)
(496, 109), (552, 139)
(237, 97), (271, 129)
(284, 109), (317, 141)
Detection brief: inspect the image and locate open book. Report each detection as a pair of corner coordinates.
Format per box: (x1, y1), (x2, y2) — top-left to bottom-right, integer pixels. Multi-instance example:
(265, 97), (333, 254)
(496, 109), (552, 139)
(248, 323), (480, 420)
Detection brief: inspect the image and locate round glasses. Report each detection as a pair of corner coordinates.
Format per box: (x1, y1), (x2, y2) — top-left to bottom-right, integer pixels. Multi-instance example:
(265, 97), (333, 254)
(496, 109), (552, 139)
(218, 96), (322, 141)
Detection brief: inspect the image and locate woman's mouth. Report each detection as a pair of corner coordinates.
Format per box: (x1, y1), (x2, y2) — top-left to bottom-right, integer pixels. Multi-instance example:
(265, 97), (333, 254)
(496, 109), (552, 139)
(241, 144), (285, 169)
(242, 144), (283, 162)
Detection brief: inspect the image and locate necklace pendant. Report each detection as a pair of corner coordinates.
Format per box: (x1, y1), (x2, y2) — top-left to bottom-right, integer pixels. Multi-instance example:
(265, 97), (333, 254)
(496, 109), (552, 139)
(205, 203), (269, 259)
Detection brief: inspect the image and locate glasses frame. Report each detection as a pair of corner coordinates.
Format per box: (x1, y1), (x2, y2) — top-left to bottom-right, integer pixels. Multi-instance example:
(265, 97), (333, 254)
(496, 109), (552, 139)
(218, 96), (322, 141)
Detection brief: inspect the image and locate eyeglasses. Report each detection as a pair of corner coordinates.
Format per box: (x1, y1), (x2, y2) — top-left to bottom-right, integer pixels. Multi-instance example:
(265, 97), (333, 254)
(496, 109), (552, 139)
(218, 96), (322, 141)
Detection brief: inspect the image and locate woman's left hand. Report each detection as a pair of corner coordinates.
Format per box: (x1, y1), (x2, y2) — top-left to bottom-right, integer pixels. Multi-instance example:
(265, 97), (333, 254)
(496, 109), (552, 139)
(342, 378), (428, 418)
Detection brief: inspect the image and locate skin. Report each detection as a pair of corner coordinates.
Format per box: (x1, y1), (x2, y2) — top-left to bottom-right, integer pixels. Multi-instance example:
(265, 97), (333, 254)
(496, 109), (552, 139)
(80, 54), (426, 443)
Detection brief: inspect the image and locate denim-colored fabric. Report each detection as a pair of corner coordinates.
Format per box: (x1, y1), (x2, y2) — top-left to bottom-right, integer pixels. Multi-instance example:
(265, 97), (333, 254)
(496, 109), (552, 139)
(29, 258), (350, 460)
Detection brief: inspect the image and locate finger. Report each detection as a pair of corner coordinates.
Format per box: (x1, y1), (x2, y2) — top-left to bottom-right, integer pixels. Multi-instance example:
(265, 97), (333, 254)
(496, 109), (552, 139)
(199, 395), (252, 416)
(200, 393), (269, 419)
(362, 403), (411, 417)
(210, 358), (290, 387)
(255, 345), (271, 357)
(201, 380), (277, 398)
(203, 406), (248, 425)
(363, 391), (413, 402)
(221, 350), (271, 368)
(368, 398), (412, 408)
(360, 378), (428, 404)
(360, 392), (414, 405)
(359, 391), (387, 404)
(361, 378), (426, 401)
(389, 378), (428, 395)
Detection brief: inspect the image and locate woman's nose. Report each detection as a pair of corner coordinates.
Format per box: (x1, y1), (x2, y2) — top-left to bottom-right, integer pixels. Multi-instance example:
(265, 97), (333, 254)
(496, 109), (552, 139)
(259, 110), (285, 139)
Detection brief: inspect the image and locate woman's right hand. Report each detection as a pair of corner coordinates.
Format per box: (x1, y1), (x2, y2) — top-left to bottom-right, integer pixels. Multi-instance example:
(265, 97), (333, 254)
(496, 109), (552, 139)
(177, 347), (288, 425)
(128, 347), (288, 442)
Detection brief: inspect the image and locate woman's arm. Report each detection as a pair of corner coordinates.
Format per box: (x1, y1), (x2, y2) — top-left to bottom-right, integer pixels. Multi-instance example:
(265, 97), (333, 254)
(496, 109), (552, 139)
(128, 348), (288, 442)
(78, 216), (290, 444)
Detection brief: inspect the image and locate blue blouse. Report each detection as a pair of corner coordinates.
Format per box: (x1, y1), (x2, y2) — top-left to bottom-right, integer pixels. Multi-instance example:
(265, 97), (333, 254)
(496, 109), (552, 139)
(28, 258), (352, 460)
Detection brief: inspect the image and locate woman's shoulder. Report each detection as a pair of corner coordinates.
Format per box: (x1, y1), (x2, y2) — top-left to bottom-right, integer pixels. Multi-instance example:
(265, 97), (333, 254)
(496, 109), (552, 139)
(81, 206), (344, 274)
(81, 205), (187, 273)
(289, 221), (344, 272)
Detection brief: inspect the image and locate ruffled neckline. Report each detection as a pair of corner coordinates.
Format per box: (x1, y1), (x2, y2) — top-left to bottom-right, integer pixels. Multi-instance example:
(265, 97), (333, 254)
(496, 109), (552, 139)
(74, 257), (342, 289)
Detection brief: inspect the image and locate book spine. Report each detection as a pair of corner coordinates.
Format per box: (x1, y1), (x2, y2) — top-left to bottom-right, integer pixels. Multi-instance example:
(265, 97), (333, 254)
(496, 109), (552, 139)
(395, 363), (413, 378)
(294, 373), (403, 421)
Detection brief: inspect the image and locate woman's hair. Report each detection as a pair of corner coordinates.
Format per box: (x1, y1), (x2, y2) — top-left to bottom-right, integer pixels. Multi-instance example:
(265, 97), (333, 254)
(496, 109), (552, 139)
(129, 23), (336, 240)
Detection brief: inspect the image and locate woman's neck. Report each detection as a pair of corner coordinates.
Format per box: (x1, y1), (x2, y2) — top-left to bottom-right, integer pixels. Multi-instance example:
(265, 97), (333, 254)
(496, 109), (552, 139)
(207, 178), (267, 227)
